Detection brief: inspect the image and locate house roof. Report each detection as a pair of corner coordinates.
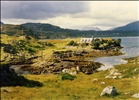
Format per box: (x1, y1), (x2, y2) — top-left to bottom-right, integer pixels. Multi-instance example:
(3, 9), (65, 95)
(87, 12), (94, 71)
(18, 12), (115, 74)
(80, 38), (93, 43)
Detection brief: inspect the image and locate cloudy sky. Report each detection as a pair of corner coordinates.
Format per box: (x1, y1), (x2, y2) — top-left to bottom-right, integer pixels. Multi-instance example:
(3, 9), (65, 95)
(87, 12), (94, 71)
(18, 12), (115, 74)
(1, 1), (139, 30)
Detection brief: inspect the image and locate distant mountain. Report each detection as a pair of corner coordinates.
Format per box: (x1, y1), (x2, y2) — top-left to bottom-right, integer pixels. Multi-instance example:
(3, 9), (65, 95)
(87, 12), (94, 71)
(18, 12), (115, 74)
(21, 23), (83, 39)
(112, 21), (139, 31)
(82, 26), (102, 31)
(22, 23), (62, 32)
(1, 21), (139, 39)
(21, 22), (139, 38)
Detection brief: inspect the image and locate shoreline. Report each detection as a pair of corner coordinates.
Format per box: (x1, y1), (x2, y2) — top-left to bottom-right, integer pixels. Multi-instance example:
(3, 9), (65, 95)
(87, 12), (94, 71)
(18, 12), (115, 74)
(10, 46), (123, 75)
(1, 35), (125, 75)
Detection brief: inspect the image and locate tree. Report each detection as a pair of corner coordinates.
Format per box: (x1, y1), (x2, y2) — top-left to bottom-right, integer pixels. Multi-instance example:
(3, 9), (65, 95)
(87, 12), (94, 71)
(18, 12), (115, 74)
(91, 41), (100, 49)
(67, 40), (78, 46)
(116, 38), (121, 46)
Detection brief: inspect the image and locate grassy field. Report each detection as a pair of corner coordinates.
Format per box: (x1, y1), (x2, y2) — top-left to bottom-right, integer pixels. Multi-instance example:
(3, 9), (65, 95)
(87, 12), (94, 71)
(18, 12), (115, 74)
(1, 34), (122, 62)
(1, 34), (85, 61)
(1, 34), (138, 99)
(1, 56), (139, 100)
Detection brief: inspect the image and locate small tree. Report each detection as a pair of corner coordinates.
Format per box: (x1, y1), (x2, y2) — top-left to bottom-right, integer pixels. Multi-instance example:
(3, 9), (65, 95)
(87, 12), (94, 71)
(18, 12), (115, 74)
(115, 38), (121, 46)
(67, 40), (78, 46)
(91, 41), (100, 49)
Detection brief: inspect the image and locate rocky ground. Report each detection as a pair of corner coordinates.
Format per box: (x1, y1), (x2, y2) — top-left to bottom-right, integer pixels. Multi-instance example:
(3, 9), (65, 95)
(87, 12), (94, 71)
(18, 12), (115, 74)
(9, 47), (122, 75)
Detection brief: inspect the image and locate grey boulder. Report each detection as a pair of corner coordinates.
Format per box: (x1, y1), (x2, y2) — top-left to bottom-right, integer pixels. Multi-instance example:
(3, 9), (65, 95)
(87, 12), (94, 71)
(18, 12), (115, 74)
(100, 86), (119, 96)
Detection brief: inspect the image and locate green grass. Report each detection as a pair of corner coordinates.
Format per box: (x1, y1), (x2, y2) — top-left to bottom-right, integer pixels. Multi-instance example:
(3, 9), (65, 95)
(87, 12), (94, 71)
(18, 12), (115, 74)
(1, 56), (139, 100)
(1, 35), (138, 99)
(1, 75), (138, 100)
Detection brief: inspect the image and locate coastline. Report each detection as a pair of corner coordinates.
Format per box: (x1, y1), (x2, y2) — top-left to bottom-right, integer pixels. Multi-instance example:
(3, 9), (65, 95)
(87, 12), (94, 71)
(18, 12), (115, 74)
(10, 46), (123, 75)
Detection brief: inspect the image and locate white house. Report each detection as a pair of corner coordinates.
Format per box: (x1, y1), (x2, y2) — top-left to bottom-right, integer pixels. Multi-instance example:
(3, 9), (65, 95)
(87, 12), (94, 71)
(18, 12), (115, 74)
(80, 36), (94, 43)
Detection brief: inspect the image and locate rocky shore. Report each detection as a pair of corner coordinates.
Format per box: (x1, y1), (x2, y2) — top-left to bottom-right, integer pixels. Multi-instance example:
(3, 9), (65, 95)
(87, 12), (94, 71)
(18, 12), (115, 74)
(10, 47), (122, 75)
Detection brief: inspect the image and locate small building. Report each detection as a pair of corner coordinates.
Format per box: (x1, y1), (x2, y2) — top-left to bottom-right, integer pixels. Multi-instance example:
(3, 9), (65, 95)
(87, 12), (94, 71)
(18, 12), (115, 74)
(80, 36), (94, 43)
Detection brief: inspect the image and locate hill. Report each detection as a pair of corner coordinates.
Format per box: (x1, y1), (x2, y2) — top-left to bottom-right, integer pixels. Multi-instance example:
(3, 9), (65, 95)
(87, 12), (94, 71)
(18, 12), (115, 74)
(1, 21), (139, 39)
(22, 23), (62, 32)
(112, 21), (139, 31)
(22, 22), (139, 38)
(81, 26), (102, 31)
(22, 23), (96, 39)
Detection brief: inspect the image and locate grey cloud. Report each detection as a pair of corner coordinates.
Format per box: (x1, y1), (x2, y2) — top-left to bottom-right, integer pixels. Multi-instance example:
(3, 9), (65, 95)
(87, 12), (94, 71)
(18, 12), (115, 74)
(1, 1), (88, 20)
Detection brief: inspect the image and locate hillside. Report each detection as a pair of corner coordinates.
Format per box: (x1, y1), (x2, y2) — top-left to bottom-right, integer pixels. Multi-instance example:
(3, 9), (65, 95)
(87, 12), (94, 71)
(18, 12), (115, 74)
(0, 24), (38, 38)
(22, 23), (62, 32)
(81, 26), (102, 31)
(1, 21), (139, 39)
(112, 21), (139, 31)
(21, 23), (82, 39)
(21, 22), (139, 38)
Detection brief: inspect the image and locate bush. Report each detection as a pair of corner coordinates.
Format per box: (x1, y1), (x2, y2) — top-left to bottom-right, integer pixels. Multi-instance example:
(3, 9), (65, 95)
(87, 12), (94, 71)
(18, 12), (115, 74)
(61, 73), (76, 81)
(91, 41), (100, 49)
(67, 40), (78, 46)
(2, 43), (17, 54)
(91, 38), (122, 50)
(28, 47), (36, 53)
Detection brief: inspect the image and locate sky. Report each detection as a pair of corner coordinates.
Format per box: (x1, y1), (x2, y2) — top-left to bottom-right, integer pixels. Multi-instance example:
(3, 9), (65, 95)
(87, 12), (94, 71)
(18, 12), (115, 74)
(1, 1), (139, 30)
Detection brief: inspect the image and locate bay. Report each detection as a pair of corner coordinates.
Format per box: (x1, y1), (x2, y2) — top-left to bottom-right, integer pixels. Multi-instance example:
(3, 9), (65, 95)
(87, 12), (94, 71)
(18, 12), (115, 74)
(94, 37), (139, 70)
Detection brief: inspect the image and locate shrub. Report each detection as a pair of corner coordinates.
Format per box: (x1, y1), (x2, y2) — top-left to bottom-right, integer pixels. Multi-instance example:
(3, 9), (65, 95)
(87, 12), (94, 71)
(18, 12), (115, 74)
(67, 40), (78, 46)
(91, 41), (100, 49)
(61, 73), (76, 81)
(2, 43), (17, 54)
(91, 38), (122, 50)
(28, 47), (36, 53)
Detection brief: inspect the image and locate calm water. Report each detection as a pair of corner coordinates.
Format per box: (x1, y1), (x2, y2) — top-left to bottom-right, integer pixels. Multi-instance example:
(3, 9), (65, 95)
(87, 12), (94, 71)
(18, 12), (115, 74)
(94, 37), (139, 70)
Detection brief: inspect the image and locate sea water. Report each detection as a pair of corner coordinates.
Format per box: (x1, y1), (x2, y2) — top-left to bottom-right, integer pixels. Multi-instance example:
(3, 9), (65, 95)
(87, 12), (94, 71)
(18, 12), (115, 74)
(94, 37), (139, 70)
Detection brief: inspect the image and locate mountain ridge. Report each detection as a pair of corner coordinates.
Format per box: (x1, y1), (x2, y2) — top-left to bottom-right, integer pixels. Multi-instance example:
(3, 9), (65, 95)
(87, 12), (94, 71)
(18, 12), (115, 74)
(112, 21), (139, 31)
(81, 26), (102, 31)
(1, 21), (138, 39)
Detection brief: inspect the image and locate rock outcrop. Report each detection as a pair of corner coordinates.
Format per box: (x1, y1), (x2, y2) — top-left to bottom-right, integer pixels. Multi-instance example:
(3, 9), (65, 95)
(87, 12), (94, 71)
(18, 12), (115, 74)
(105, 68), (122, 79)
(132, 93), (139, 98)
(11, 59), (101, 75)
(100, 86), (119, 96)
(0, 63), (42, 87)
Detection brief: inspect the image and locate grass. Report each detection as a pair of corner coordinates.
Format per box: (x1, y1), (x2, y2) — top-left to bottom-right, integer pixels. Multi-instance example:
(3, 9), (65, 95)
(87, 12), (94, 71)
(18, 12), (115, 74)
(1, 75), (138, 100)
(1, 56), (139, 100)
(1, 35), (138, 99)
(1, 35), (121, 62)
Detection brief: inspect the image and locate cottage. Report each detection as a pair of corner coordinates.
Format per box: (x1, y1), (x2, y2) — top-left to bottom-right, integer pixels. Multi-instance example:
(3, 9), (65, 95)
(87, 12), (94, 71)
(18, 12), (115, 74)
(80, 36), (94, 43)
